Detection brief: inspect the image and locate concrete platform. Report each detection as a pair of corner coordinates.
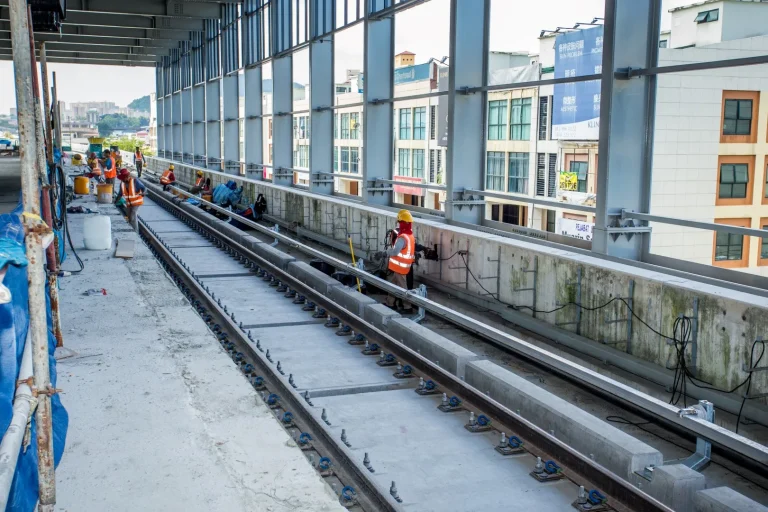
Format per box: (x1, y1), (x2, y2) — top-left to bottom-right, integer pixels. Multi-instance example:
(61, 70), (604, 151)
(313, 389), (576, 512)
(53, 194), (344, 512)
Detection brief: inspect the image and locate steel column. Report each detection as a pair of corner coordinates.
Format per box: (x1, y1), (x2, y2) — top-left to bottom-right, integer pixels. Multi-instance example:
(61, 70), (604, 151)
(205, 78), (222, 168)
(308, 0), (334, 195)
(444, 0), (490, 225)
(156, 66), (165, 154)
(244, 65), (263, 180)
(222, 74), (240, 173)
(171, 91), (181, 159)
(9, 1), (56, 510)
(593, 0), (660, 260)
(163, 95), (172, 157)
(272, 55), (293, 186)
(181, 87), (193, 163)
(362, 0), (394, 205)
(192, 83), (206, 165)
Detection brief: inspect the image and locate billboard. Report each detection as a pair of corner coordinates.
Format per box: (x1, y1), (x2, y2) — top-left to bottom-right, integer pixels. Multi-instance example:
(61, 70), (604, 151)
(557, 217), (594, 241)
(552, 25), (603, 141)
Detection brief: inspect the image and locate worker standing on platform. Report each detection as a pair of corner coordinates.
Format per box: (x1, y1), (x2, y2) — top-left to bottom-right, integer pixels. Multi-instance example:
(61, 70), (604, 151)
(116, 169), (145, 230)
(376, 209), (416, 312)
(134, 146), (144, 177)
(160, 164), (176, 192)
(101, 149), (117, 187)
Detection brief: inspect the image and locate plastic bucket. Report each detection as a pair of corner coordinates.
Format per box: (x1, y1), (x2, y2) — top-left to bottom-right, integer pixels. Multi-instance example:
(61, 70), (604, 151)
(74, 176), (90, 195)
(96, 183), (113, 204)
(83, 215), (112, 250)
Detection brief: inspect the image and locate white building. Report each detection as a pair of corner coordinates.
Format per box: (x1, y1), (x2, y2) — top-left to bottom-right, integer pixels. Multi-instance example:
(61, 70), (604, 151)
(651, 0), (768, 275)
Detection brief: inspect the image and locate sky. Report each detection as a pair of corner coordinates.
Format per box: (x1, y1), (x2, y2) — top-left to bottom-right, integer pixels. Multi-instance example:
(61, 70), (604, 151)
(1, 0), (683, 116)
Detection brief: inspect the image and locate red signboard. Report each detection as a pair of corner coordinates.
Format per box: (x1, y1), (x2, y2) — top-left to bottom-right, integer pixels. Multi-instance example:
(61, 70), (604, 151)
(393, 175), (426, 197)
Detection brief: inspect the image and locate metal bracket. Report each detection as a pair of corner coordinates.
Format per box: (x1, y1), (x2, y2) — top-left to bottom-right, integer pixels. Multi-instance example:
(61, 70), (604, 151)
(556, 267), (582, 333)
(606, 211), (652, 242)
(408, 284), (428, 323)
(513, 256), (538, 318)
(669, 400), (713, 471)
(476, 247), (501, 300)
(600, 280), (635, 350)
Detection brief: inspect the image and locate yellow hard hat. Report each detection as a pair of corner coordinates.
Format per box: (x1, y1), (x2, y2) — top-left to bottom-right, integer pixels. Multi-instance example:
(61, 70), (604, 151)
(196, 170), (204, 177)
(397, 209), (413, 223)
(169, 164), (175, 170)
(72, 154), (82, 162)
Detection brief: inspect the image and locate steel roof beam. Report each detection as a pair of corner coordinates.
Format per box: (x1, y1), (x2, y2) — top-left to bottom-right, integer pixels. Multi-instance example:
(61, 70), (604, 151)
(0, 54), (157, 67)
(0, 20), (192, 41)
(0, 48), (158, 63)
(0, 31), (178, 49)
(19, 0), (226, 18)
(0, 7), (206, 31)
(0, 40), (167, 56)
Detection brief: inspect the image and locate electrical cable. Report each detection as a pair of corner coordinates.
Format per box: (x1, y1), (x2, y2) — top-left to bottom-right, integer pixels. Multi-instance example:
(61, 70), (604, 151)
(52, 164), (84, 274)
(457, 253), (768, 407)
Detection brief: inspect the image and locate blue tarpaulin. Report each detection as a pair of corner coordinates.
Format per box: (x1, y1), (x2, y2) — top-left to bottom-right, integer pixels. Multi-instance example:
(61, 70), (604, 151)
(0, 203), (68, 512)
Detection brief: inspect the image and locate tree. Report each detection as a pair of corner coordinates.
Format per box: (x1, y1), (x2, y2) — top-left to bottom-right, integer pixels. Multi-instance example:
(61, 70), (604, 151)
(98, 113), (143, 136)
(127, 95), (150, 112)
(104, 136), (154, 156)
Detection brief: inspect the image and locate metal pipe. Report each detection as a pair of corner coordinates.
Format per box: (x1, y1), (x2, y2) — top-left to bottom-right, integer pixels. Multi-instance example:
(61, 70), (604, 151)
(0, 330), (33, 509)
(52, 73), (61, 150)
(9, 2), (57, 510)
(39, 43), (53, 163)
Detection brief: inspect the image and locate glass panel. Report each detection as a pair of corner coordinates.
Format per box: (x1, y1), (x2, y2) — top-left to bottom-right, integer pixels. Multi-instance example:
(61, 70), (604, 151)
(734, 164), (748, 183)
(723, 119), (736, 134)
(736, 120), (751, 135)
(720, 164), (734, 183)
(732, 183), (747, 198)
(724, 100), (738, 119)
(739, 100), (752, 119)
(715, 245), (728, 260)
(715, 232), (729, 245)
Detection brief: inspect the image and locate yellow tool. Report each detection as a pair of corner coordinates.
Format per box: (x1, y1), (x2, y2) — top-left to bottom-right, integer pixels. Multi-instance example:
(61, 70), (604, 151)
(348, 237), (362, 293)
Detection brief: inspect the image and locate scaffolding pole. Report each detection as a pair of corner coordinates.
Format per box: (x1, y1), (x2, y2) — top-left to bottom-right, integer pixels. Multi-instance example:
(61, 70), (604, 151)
(36, 44), (64, 348)
(9, 1), (57, 510)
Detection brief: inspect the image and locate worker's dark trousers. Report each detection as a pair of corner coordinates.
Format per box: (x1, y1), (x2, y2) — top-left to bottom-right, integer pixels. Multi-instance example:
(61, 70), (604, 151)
(136, 161), (143, 177)
(127, 206), (139, 231)
(386, 271), (411, 309)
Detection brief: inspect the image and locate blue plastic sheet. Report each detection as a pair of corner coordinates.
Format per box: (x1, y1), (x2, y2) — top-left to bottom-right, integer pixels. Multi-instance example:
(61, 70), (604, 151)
(212, 181), (243, 207)
(0, 203), (68, 512)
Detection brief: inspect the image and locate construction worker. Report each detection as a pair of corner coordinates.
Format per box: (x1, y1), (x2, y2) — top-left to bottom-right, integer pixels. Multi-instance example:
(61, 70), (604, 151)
(114, 149), (123, 170)
(115, 169), (145, 230)
(101, 149), (117, 186)
(160, 164), (176, 192)
(375, 209), (416, 311)
(72, 154), (83, 166)
(134, 146), (144, 177)
(86, 152), (97, 168)
(190, 170), (210, 195)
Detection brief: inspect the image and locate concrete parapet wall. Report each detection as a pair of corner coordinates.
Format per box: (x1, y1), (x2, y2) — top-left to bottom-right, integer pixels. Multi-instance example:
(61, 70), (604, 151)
(465, 359), (663, 480)
(635, 464), (705, 512)
(144, 157), (768, 401)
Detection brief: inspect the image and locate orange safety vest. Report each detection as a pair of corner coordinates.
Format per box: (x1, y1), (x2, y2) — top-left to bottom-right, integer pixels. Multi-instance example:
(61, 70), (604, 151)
(121, 178), (144, 207)
(135, 151), (143, 163)
(160, 169), (174, 185)
(103, 157), (116, 179)
(388, 232), (415, 275)
(194, 176), (204, 187)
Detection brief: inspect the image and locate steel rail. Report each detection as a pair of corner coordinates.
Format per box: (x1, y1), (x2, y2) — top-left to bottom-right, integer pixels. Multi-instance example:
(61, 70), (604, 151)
(155, 180), (768, 470)
(143, 186), (674, 512)
(138, 215), (398, 512)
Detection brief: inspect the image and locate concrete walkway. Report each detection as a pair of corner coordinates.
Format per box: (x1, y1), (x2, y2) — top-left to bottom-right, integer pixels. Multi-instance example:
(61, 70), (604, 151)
(53, 194), (343, 512)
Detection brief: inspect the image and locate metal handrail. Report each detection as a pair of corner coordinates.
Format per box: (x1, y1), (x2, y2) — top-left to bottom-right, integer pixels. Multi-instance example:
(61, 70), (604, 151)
(623, 210), (768, 239)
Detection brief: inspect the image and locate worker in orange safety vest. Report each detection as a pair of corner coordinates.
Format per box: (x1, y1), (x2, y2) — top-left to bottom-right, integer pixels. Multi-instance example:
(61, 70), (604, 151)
(134, 147), (144, 177)
(116, 169), (145, 230)
(374, 209), (416, 312)
(101, 149), (117, 185)
(160, 164), (176, 191)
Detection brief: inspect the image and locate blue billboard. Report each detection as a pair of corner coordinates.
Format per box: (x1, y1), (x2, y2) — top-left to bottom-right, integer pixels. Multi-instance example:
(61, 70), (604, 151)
(552, 25), (603, 140)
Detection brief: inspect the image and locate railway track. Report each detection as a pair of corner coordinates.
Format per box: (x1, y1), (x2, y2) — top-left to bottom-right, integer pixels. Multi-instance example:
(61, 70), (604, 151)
(136, 187), (680, 512)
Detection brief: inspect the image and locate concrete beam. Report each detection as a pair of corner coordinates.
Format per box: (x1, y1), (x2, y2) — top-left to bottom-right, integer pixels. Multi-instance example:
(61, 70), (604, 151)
(0, 7), (205, 30)
(0, 48), (157, 63)
(8, 32), (180, 48)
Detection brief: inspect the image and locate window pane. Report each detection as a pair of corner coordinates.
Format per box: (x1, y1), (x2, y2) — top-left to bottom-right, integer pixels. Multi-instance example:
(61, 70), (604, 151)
(723, 119), (736, 135)
(720, 164), (734, 183)
(720, 184), (732, 198)
(732, 183), (747, 198)
(724, 100), (737, 119)
(734, 164), (748, 183)
(736, 120), (751, 135)
(708, 9), (719, 21)
(715, 245), (728, 261)
(739, 100), (752, 120)
(715, 232), (729, 245)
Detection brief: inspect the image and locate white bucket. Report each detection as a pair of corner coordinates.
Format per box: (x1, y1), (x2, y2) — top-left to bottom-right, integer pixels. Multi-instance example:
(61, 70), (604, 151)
(83, 215), (112, 250)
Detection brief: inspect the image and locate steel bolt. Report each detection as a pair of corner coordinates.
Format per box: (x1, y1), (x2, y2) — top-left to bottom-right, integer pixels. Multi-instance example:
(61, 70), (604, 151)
(363, 452), (375, 473)
(577, 486), (587, 505)
(390, 482), (402, 503)
(341, 429), (351, 447)
(441, 393), (448, 407)
(266, 349), (272, 362)
(534, 456), (544, 474)
(418, 377), (425, 389)
(468, 411), (476, 427)
(304, 390), (313, 406)
(321, 408), (331, 426)
(276, 361), (284, 375)
(288, 374), (297, 388)
(499, 432), (507, 448)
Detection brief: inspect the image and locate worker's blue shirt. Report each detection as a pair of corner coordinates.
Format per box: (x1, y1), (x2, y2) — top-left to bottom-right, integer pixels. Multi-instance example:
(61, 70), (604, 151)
(105, 159), (113, 170)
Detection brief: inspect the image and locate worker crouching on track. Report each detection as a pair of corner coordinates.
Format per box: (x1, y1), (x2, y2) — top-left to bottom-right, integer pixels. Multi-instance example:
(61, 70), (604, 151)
(160, 164), (176, 192)
(116, 169), (145, 230)
(376, 209), (416, 312)
(190, 170), (210, 195)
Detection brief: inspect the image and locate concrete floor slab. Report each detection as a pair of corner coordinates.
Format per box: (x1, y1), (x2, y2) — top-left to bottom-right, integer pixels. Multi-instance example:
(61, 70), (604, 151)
(136, 205), (179, 222)
(54, 194), (344, 512)
(249, 323), (411, 392)
(172, 247), (251, 276)
(201, 275), (313, 326)
(313, 389), (576, 511)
